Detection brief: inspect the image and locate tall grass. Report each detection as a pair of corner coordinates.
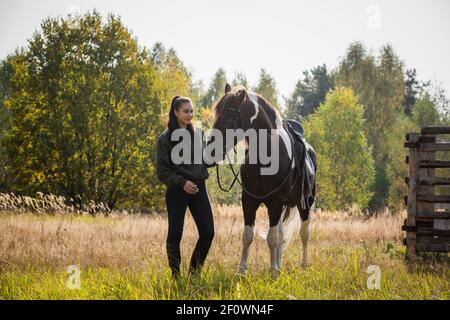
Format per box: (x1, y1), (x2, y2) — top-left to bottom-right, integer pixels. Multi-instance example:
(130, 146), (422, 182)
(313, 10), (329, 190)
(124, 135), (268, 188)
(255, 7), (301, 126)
(0, 193), (448, 300)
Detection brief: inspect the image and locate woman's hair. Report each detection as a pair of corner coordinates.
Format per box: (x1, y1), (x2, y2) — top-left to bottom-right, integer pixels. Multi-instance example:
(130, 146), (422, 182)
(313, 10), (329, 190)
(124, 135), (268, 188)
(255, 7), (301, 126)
(168, 95), (194, 138)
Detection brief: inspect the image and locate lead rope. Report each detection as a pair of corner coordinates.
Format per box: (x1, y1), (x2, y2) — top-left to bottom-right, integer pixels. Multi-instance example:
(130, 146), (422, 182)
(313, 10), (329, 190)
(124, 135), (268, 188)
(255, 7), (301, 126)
(217, 133), (295, 200)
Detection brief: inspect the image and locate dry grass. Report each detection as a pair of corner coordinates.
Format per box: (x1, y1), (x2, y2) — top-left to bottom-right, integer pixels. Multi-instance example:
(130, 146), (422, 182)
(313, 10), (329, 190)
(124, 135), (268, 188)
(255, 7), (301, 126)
(0, 194), (448, 299)
(0, 204), (404, 270)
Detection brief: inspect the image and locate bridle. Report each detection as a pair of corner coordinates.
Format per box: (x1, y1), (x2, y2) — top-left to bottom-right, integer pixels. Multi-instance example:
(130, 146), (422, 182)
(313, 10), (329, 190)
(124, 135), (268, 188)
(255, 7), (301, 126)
(216, 103), (296, 200)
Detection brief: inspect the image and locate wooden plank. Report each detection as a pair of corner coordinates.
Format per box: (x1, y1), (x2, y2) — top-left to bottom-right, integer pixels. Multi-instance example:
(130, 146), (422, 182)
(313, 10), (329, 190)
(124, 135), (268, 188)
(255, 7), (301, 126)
(417, 227), (450, 237)
(416, 243), (450, 253)
(421, 142), (450, 152)
(419, 160), (450, 168)
(416, 219), (433, 228)
(416, 211), (450, 219)
(417, 194), (450, 203)
(404, 141), (419, 148)
(433, 219), (450, 230)
(418, 135), (436, 236)
(417, 235), (450, 245)
(419, 136), (437, 143)
(419, 176), (450, 186)
(406, 133), (420, 256)
(421, 126), (450, 135)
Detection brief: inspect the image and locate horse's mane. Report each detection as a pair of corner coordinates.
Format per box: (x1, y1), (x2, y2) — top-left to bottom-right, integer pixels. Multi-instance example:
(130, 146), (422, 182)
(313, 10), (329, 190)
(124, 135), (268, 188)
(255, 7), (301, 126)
(213, 86), (279, 128)
(252, 92), (278, 127)
(213, 91), (235, 120)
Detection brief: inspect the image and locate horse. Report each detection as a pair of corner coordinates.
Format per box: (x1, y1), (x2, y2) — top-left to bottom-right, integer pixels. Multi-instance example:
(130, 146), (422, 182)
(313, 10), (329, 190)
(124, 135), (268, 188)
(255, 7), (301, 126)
(210, 83), (317, 277)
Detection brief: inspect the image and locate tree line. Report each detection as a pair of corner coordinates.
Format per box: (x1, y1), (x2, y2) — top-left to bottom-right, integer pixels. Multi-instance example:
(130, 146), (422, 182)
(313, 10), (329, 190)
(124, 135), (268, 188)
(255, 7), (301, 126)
(0, 11), (448, 213)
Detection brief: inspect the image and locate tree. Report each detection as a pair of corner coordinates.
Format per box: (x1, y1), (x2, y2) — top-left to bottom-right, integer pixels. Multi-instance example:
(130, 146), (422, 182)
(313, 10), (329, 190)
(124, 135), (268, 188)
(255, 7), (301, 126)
(150, 42), (202, 111)
(252, 68), (281, 113)
(0, 54), (16, 192)
(385, 115), (417, 211)
(231, 72), (249, 89)
(304, 88), (375, 210)
(412, 93), (441, 127)
(428, 81), (450, 121)
(2, 11), (166, 211)
(336, 42), (405, 209)
(285, 64), (334, 121)
(403, 69), (429, 116)
(201, 68), (228, 107)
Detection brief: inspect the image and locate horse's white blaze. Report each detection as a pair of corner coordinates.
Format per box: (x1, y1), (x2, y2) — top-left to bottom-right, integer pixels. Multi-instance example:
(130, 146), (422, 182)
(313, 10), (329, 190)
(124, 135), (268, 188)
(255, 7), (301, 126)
(238, 225), (254, 274)
(248, 92), (260, 124)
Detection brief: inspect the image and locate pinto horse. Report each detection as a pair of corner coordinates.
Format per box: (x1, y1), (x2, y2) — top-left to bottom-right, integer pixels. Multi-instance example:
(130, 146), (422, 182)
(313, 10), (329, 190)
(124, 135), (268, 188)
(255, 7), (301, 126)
(211, 84), (317, 276)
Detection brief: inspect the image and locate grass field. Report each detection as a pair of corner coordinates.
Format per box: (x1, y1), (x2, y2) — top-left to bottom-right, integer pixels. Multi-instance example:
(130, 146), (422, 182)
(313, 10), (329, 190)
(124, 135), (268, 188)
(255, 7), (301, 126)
(0, 205), (448, 300)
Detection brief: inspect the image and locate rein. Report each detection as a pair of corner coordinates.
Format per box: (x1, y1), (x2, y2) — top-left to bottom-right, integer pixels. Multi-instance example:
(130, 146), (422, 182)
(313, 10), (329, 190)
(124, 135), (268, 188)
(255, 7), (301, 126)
(216, 105), (295, 199)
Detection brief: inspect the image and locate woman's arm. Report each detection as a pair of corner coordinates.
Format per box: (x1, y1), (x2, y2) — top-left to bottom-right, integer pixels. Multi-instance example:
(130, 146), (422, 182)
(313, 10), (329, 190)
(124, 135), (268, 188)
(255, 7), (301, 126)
(156, 137), (187, 188)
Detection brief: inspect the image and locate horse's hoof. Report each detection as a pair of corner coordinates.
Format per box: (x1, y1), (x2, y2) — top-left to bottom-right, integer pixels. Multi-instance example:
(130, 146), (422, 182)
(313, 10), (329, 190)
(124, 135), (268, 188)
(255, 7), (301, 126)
(237, 266), (248, 275)
(270, 269), (280, 278)
(301, 259), (309, 268)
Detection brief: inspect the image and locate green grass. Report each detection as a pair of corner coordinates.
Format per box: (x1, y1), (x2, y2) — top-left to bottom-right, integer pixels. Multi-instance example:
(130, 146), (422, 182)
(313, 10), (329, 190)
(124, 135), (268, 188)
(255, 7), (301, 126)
(1, 245), (448, 300)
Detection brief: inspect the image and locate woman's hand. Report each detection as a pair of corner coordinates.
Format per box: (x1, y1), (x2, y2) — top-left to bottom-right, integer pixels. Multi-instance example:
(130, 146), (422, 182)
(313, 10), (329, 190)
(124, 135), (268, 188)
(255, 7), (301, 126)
(183, 180), (199, 194)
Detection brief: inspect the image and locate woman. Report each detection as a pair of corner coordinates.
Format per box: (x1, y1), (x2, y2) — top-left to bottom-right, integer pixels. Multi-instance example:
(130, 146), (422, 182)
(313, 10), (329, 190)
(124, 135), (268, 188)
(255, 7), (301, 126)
(156, 96), (215, 278)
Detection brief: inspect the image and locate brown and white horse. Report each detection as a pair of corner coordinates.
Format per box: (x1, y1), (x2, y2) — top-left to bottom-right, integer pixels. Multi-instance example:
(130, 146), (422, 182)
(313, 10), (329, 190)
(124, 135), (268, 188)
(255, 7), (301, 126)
(211, 84), (316, 276)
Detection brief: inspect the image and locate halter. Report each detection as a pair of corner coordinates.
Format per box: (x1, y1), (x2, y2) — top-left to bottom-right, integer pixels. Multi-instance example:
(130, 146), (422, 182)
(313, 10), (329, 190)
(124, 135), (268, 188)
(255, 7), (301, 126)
(216, 104), (296, 199)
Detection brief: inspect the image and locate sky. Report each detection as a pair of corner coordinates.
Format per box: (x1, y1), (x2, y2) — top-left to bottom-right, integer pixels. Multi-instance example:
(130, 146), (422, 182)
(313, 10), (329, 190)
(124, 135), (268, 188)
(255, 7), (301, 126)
(1, 0), (449, 105)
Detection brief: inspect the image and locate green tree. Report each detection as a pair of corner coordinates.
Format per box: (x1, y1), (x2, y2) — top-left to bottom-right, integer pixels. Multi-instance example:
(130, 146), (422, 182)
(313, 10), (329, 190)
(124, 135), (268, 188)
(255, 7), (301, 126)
(150, 42), (202, 111)
(231, 72), (249, 88)
(0, 54), (16, 192)
(429, 81), (450, 121)
(202, 68), (228, 107)
(252, 68), (281, 113)
(403, 69), (430, 116)
(385, 115), (417, 211)
(2, 11), (165, 211)
(304, 88), (375, 210)
(336, 42), (405, 209)
(285, 64), (334, 121)
(412, 93), (442, 126)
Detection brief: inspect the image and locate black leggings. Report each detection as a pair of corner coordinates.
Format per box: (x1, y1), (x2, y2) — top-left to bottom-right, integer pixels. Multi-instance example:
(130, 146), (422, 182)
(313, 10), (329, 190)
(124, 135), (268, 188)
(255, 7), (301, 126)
(165, 180), (214, 275)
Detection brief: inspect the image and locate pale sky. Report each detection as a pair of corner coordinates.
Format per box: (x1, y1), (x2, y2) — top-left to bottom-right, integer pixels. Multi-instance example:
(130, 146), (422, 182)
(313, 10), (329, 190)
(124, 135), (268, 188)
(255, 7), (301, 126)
(1, 0), (449, 106)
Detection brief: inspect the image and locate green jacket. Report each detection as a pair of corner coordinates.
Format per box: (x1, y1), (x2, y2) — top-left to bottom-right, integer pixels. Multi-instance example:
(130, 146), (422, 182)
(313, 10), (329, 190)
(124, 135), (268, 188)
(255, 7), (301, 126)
(156, 128), (213, 189)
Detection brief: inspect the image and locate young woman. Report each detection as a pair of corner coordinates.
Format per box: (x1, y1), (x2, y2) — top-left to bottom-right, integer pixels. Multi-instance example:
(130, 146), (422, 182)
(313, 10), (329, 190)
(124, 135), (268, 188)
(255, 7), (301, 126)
(156, 96), (215, 278)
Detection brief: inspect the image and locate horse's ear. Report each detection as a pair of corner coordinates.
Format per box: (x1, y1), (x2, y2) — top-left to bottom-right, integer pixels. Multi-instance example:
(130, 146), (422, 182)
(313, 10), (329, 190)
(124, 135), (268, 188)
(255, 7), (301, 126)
(225, 83), (232, 94)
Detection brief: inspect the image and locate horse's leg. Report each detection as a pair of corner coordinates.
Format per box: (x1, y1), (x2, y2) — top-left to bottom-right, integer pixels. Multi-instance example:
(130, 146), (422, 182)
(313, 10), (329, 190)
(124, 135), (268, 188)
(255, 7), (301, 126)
(267, 200), (283, 277)
(298, 206), (311, 267)
(238, 193), (259, 275)
(275, 207), (287, 271)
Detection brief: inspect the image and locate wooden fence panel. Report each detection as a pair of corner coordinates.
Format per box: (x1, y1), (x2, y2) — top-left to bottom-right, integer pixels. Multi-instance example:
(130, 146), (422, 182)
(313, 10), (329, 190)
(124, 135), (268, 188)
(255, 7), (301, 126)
(404, 127), (450, 255)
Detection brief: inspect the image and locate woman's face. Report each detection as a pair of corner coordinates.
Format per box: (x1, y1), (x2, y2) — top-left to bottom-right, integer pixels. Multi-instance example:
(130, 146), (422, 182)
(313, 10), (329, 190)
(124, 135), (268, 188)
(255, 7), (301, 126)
(174, 102), (194, 127)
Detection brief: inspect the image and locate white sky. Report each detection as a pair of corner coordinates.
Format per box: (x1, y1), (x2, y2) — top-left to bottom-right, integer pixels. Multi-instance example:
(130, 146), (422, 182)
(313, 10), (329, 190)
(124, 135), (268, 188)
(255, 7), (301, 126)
(1, 0), (449, 105)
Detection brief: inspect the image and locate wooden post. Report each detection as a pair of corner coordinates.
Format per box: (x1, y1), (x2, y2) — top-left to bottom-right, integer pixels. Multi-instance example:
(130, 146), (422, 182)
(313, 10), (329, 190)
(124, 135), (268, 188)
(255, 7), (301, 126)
(417, 135), (436, 253)
(406, 133), (420, 257)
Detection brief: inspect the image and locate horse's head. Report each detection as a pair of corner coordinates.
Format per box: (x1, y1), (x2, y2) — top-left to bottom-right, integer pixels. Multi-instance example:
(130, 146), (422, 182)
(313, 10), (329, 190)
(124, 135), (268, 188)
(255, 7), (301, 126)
(213, 84), (277, 135)
(208, 84), (280, 163)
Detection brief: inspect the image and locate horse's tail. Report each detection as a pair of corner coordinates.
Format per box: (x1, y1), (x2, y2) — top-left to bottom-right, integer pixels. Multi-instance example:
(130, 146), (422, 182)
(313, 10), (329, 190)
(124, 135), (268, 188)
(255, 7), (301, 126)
(281, 206), (301, 250)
